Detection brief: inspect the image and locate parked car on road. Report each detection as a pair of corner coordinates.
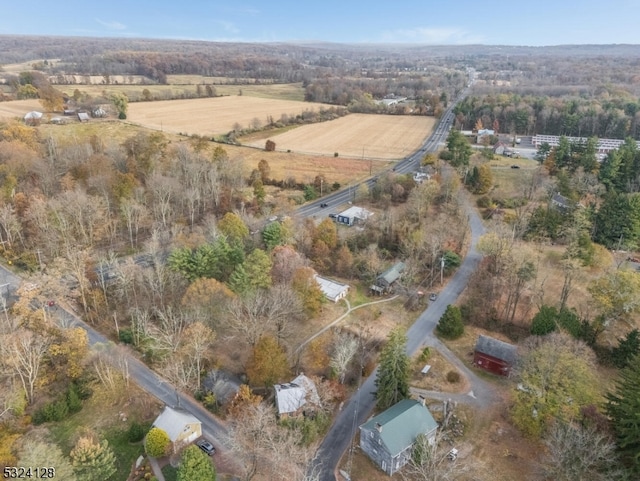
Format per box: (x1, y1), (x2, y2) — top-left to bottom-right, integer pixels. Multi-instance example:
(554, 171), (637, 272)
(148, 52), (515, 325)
(429, 293), (438, 301)
(320, 203), (329, 208)
(197, 439), (216, 456)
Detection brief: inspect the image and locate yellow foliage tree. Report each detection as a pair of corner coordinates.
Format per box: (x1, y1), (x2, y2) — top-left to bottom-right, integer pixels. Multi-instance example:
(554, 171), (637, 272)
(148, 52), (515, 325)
(49, 327), (89, 380)
(246, 335), (290, 387)
(218, 212), (249, 243)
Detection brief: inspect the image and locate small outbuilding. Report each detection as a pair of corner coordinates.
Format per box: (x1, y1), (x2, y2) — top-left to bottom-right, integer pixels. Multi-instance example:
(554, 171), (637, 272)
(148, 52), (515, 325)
(336, 206), (373, 227)
(23, 111), (43, 125)
(551, 192), (573, 212)
(473, 335), (518, 376)
(314, 275), (349, 302)
(77, 112), (90, 122)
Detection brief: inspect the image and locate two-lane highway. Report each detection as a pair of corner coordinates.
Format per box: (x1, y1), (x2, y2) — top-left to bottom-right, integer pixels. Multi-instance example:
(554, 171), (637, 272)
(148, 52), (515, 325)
(297, 106), (458, 220)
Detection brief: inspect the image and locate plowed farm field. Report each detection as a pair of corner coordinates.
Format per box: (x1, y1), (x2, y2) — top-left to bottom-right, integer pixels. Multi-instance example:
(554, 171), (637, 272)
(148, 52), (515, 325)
(0, 99), (44, 120)
(243, 113), (435, 160)
(127, 95), (330, 136)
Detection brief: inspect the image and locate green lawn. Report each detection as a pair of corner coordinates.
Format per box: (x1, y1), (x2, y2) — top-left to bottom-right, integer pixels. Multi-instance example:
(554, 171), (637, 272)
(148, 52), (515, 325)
(105, 427), (147, 480)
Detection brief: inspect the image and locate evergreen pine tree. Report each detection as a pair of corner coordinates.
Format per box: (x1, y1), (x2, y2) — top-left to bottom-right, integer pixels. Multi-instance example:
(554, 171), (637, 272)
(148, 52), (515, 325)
(605, 354), (640, 475)
(436, 305), (464, 339)
(375, 327), (410, 410)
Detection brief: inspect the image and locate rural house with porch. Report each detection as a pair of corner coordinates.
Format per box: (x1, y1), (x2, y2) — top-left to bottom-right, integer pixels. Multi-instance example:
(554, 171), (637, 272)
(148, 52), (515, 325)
(359, 398), (438, 476)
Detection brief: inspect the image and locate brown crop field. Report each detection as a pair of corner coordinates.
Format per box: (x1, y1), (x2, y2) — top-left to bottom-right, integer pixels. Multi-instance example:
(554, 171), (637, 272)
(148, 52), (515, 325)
(127, 95), (331, 136)
(243, 113), (436, 160)
(0, 99), (45, 121)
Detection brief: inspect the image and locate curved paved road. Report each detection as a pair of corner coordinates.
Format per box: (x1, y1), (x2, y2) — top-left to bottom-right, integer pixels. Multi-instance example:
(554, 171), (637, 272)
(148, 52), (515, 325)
(312, 190), (490, 481)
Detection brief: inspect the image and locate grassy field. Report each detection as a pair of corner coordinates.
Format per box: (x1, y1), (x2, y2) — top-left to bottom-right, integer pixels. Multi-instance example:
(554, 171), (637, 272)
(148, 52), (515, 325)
(243, 113), (435, 160)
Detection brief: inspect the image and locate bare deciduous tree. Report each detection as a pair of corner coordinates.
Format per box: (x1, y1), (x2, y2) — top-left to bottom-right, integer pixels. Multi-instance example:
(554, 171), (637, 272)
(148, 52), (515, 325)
(329, 333), (359, 384)
(541, 421), (623, 481)
(1, 329), (51, 404)
(400, 432), (469, 481)
(228, 286), (303, 347)
(226, 402), (318, 481)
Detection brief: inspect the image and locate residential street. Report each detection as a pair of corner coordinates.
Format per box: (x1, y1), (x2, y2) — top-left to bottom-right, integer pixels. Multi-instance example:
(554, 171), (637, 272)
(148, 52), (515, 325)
(0, 264), (229, 451)
(312, 189), (491, 481)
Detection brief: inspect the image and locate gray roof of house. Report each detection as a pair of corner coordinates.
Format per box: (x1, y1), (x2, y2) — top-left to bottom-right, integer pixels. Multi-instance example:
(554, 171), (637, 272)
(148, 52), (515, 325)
(360, 399), (438, 457)
(202, 369), (241, 404)
(551, 192), (572, 208)
(152, 406), (201, 442)
(475, 335), (518, 364)
(274, 374), (320, 415)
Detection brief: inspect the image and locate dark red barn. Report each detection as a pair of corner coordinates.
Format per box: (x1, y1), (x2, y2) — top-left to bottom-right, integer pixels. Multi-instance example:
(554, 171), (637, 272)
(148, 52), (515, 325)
(473, 335), (518, 376)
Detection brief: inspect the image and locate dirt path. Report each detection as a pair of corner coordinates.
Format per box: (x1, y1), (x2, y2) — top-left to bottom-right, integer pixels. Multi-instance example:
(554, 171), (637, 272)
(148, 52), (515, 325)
(294, 295), (399, 353)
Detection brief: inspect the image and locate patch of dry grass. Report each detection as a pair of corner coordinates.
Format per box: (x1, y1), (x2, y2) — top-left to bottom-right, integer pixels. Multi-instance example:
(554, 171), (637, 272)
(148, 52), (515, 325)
(410, 349), (469, 394)
(238, 146), (392, 186)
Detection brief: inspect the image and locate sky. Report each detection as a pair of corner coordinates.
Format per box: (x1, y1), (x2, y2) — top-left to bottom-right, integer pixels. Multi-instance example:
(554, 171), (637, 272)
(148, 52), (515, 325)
(1, 0), (640, 46)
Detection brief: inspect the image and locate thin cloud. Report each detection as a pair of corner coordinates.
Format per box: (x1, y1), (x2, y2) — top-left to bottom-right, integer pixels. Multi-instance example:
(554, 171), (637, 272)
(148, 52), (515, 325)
(381, 27), (485, 45)
(214, 20), (240, 34)
(95, 19), (127, 31)
(220, 6), (260, 16)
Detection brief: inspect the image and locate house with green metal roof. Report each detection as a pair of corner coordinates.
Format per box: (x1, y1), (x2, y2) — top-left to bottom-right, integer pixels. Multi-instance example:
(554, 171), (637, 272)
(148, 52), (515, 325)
(359, 398), (438, 476)
(371, 261), (405, 295)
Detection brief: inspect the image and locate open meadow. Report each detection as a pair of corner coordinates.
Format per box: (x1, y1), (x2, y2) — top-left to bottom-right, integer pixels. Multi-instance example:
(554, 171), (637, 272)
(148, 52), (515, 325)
(243, 113), (435, 160)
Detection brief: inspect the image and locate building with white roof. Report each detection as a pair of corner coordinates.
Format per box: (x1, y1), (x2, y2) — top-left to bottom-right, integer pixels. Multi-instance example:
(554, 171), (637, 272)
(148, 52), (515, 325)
(336, 206), (373, 226)
(314, 275), (349, 302)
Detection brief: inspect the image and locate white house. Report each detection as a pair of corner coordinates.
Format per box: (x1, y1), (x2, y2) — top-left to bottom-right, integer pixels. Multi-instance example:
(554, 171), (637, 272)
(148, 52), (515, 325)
(314, 275), (349, 302)
(336, 206), (373, 226)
